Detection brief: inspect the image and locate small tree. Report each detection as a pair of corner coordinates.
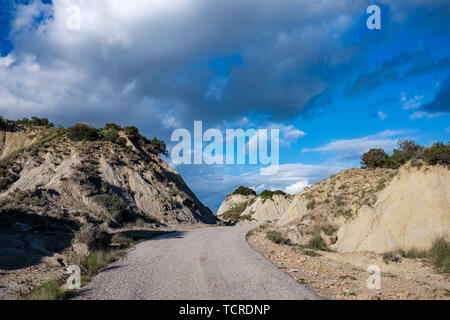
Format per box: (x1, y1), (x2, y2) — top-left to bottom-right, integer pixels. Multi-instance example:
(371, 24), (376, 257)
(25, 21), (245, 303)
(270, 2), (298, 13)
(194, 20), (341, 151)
(232, 186), (256, 196)
(422, 142), (450, 166)
(361, 148), (389, 168)
(396, 139), (423, 162)
(66, 123), (100, 141)
(31, 117), (52, 127)
(260, 190), (286, 199)
(123, 126), (139, 138)
(148, 137), (169, 157)
(101, 125), (119, 142)
(104, 123), (121, 131)
(116, 137), (127, 147)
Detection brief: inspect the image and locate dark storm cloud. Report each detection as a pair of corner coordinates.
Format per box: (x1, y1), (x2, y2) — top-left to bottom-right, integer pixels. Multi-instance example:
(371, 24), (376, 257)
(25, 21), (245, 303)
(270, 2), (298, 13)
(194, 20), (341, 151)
(349, 52), (450, 95)
(0, 0), (449, 138)
(422, 75), (450, 113)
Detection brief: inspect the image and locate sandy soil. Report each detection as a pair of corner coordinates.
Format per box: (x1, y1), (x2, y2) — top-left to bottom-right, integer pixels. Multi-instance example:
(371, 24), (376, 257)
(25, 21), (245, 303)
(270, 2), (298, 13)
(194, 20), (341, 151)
(248, 229), (450, 300)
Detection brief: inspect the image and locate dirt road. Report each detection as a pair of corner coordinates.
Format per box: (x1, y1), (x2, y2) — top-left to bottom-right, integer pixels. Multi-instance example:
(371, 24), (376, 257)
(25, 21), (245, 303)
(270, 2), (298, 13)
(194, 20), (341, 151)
(77, 225), (319, 300)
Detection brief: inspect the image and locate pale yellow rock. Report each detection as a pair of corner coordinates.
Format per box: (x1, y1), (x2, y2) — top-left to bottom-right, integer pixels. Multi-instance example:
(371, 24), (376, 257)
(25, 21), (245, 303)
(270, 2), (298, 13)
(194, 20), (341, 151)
(0, 128), (44, 159)
(277, 194), (309, 226)
(216, 194), (256, 216)
(217, 193), (291, 222)
(333, 164), (450, 253)
(252, 194), (291, 222)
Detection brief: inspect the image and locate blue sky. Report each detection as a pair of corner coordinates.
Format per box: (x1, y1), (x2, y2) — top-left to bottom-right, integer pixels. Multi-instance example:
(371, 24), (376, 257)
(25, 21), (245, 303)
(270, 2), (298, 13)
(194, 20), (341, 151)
(0, 0), (449, 211)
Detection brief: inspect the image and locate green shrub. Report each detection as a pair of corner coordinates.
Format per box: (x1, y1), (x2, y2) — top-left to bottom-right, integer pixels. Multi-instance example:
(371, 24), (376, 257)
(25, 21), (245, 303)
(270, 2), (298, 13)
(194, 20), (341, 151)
(383, 239), (449, 272)
(335, 208), (352, 218)
(335, 195), (346, 207)
(147, 137), (169, 156)
(67, 123), (100, 142)
(306, 199), (315, 210)
(246, 228), (258, 238)
(422, 142), (450, 166)
(396, 139), (423, 163)
(302, 249), (321, 257)
(25, 279), (66, 300)
(15, 117), (53, 128)
(123, 126), (139, 137)
(116, 137), (127, 147)
(260, 190), (286, 199)
(232, 186), (256, 196)
(92, 194), (128, 221)
(307, 233), (327, 251)
(110, 234), (138, 249)
(361, 148), (389, 168)
(238, 214), (253, 221)
(428, 237), (450, 273)
(76, 225), (111, 249)
(71, 250), (122, 284)
(266, 231), (291, 245)
(221, 202), (249, 222)
(319, 224), (338, 236)
(104, 123), (121, 131)
(382, 251), (400, 264)
(100, 126), (119, 142)
(402, 248), (428, 259)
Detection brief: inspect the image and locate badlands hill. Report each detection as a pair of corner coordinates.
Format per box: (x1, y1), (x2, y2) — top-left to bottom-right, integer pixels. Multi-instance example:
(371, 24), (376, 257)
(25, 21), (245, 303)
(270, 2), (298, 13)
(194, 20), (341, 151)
(219, 162), (450, 254)
(217, 188), (293, 222)
(0, 117), (216, 273)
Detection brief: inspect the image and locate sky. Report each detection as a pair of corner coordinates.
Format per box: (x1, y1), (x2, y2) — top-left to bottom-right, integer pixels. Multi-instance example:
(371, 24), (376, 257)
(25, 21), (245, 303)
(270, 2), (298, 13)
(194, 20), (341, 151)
(0, 0), (449, 211)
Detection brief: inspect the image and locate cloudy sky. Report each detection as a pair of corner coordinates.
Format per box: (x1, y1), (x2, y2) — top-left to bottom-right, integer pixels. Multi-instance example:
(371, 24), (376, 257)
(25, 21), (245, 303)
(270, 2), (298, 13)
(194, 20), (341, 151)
(1, 0), (449, 211)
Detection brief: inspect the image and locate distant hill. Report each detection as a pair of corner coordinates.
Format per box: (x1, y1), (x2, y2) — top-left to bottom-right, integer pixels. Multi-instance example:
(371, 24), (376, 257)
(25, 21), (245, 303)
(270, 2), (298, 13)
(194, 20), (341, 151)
(218, 157), (449, 254)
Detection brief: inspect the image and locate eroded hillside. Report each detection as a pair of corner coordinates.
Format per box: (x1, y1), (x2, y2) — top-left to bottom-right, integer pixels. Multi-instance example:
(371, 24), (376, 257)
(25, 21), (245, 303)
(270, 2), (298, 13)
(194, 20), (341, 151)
(0, 118), (216, 298)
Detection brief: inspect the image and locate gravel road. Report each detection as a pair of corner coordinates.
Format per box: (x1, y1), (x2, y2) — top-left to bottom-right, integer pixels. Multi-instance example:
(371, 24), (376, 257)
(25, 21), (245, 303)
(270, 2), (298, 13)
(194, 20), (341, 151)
(77, 225), (319, 300)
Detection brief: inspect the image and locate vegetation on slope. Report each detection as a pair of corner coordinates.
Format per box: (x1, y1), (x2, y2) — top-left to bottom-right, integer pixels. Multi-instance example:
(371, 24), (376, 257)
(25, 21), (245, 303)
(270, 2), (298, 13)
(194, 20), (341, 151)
(65, 122), (168, 156)
(383, 237), (450, 274)
(259, 190), (287, 199)
(361, 139), (449, 169)
(231, 186), (256, 196)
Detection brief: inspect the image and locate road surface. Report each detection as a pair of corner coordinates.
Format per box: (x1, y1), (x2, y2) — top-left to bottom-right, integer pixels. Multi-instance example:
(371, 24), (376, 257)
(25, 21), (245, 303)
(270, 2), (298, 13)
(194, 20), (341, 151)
(77, 225), (319, 300)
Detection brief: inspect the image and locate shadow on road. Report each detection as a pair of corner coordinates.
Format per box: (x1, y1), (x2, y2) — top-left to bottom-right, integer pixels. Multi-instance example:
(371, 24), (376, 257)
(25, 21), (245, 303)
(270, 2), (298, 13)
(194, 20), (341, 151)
(117, 230), (186, 241)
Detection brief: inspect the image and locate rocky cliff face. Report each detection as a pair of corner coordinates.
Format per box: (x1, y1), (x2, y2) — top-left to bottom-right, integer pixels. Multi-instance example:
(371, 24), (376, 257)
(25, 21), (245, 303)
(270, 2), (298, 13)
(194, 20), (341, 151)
(0, 123), (216, 227)
(217, 192), (292, 223)
(0, 119), (217, 298)
(219, 164), (450, 254)
(333, 163), (450, 253)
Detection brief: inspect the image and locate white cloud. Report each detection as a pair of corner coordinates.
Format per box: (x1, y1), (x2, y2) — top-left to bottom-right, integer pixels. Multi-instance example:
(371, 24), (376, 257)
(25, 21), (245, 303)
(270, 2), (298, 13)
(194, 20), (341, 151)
(409, 111), (443, 120)
(0, 55), (15, 67)
(205, 75), (230, 101)
(401, 92), (407, 102)
(285, 180), (310, 194)
(281, 125), (306, 140)
(377, 111), (387, 121)
(0, 0), (364, 127)
(179, 161), (343, 211)
(402, 94), (424, 110)
(302, 130), (410, 158)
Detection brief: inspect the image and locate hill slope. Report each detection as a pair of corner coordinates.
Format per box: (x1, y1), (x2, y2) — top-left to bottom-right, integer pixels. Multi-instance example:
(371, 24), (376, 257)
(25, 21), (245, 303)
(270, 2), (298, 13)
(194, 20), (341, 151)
(219, 164), (449, 253)
(0, 119), (216, 297)
(0, 122), (215, 227)
(217, 191), (292, 223)
(334, 163), (450, 253)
